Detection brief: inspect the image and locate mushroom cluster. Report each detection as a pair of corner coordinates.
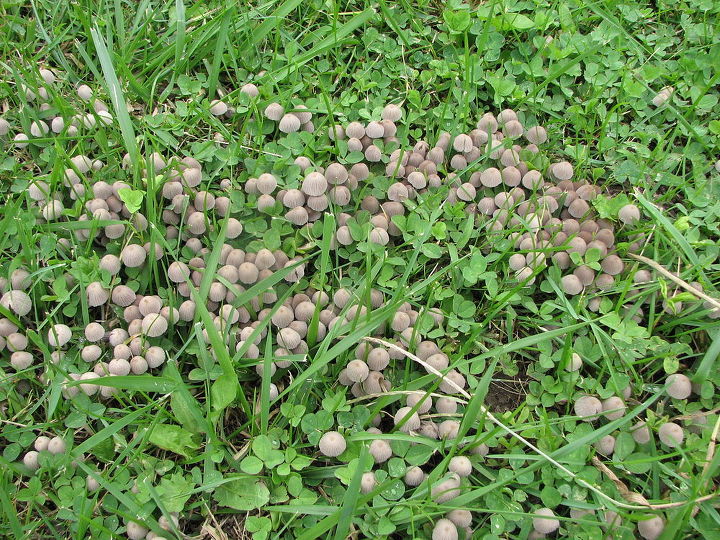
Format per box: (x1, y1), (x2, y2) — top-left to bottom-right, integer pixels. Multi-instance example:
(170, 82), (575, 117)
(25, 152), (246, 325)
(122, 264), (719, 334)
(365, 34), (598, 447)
(4, 68), (716, 540)
(264, 101), (315, 133)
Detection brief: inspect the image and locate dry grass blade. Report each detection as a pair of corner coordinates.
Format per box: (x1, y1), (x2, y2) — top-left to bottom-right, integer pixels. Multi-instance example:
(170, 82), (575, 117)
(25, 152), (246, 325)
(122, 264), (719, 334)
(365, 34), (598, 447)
(629, 253), (720, 311)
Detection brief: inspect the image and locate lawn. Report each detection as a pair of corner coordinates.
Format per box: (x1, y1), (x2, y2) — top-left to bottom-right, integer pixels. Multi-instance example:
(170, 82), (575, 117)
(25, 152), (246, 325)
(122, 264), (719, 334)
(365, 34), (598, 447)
(1, 0), (719, 538)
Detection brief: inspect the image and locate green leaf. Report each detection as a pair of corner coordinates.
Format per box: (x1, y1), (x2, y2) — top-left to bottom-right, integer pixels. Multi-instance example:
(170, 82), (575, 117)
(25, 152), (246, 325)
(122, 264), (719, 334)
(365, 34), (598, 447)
(422, 244), (442, 259)
(443, 9), (471, 33)
(147, 424), (200, 458)
(210, 373), (237, 412)
(214, 477), (270, 510)
(240, 456), (264, 474)
(592, 194), (632, 220)
(504, 13), (534, 30)
(156, 473), (195, 513)
(117, 188), (145, 214)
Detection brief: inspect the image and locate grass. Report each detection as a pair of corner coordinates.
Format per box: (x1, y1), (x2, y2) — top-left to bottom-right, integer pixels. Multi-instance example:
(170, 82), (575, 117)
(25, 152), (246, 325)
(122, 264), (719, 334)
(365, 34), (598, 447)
(0, 0), (719, 539)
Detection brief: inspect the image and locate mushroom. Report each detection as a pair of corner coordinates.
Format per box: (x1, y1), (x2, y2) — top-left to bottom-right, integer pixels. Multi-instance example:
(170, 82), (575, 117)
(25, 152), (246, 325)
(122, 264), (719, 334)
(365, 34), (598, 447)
(318, 431), (346, 457)
(394, 406), (421, 432)
(665, 373), (691, 400)
(532, 508), (560, 534)
(360, 472), (377, 494)
(574, 395), (602, 421)
(448, 456), (472, 477)
(658, 422), (684, 447)
(404, 466), (424, 486)
(48, 436), (66, 455)
(638, 515), (665, 540)
(432, 519), (458, 540)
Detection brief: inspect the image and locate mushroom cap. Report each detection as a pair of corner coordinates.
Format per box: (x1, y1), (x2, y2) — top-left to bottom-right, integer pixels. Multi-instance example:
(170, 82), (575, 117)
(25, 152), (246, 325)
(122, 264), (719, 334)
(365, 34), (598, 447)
(574, 395), (602, 420)
(525, 125), (547, 145)
(601, 396), (626, 420)
(141, 313), (168, 337)
(594, 434), (616, 455)
(637, 515), (665, 540)
(301, 172), (327, 197)
(271, 305), (294, 328)
(48, 324), (72, 347)
(360, 471), (377, 494)
(394, 406), (421, 432)
(34, 436), (51, 452)
(347, 359), (370, 383)
(209, 100), (228, 116)
(432, 518), (458, 540)
(23, 451), (40, 471)
(480, 167), (502, 188)
(277, 327), (301, 350)
(1, 290), (32, 316)
(382, 104), (402, 122)
(551, 161), (574, 180)
(278, 114), (301, 133)
(369, 439), (393, 462)
(404, 466), (424, 486)
(365, 121), (384, 139)
(47, 436), (67, 455)
(658, 422), (684, 447)
(325, 163), (349, 184)
(532, 508), (560, 534)
(448, 456), (472, 477)
(601, 254), (624, 276)
(665, 373), (692, 400)
(125, 521), (149, 540)
(561, 274), (583, 295)
(121, 244), (147, 267)
(631, 421), (651, 444)
(264, 102), (284, 121)
(86, 282), (109, 307)
(318, 431), (346, 457)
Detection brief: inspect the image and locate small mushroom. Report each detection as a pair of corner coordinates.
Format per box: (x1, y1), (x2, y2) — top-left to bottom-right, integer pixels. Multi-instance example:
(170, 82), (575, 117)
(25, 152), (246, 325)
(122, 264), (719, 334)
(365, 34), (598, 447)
(318, 431), (346, 457)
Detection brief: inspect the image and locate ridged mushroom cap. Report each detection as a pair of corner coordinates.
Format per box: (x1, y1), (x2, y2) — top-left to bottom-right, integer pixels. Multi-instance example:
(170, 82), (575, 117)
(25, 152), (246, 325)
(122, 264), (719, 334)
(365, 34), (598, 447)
(574, 395), (602, 420)
(0, 290), (31, 317)
(279, 114), (301, 133)
(264, 102), (284, 121)
(48, 324), (72, 347)
(318, 431), (346, 457)
(121, 244), (147, 267)
(141, 313), (168, 337)
(448, 456), (472, 477)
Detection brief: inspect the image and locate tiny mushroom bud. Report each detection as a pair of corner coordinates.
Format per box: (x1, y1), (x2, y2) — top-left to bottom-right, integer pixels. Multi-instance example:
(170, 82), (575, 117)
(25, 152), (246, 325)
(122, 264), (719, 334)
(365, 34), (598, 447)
(279, 114), (301, 133)
(23, 451), (40, 471)
(360, 472), (377, 494)
(404, 466), (424, 486)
